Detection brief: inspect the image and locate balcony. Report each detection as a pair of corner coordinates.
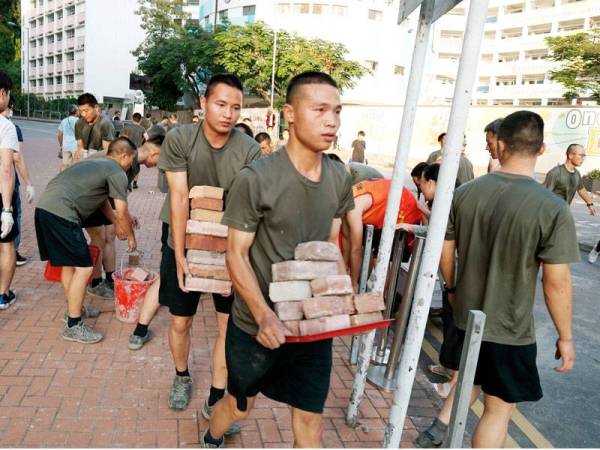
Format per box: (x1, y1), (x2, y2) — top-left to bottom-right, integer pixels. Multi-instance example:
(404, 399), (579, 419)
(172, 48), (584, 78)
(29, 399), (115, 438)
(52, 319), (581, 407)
(47, 64), (55, 75)
(77, 13), (85, 25)
(55, 19), (63, 30)
(64, 15), (75, 28)
(45, 24), (54, 34)
(76, 59), (84, 71)
(54, 63), (63, 74)
(47, 43), (55, 55)
(64, 82), (74, 91)
(76, 82), (84, 91)
(65, 60), (75, 71)
(66, 38), (75, 49)
(77, 36), (85, 49)
(56, 0), (64, 7)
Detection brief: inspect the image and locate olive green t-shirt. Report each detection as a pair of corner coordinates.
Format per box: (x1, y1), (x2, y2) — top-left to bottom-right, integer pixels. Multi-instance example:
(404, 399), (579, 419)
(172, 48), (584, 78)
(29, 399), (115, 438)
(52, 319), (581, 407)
(543, 164), (584, 204)
(456, 155), (475, 186)
(349, 162), (384, 185)
(426, 149), (442, 164)
(158, 122), (261, 247)
(223, 149), (355, 335)
(446, 172), (580, 346)
(74, 115), (116, 150)
(37, 159), (128, 224)
(87, 149), (140, 184)
(120, 122), (146, 149)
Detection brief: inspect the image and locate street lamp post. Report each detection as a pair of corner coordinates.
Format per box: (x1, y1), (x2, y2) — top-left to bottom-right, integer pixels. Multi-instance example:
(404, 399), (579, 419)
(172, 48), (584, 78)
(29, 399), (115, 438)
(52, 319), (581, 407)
(270, 29), (277, 110)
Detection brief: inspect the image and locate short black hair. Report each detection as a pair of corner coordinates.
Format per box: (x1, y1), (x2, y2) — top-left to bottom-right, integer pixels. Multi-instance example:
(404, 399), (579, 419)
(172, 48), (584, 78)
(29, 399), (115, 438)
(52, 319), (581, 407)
(255, 132), (271, 144)
(411, 162), (429, 178)
(358, 131), (365, 136)
(437, 132), (447, 143)
(423, 163), (440, 182)
(566, 143), (583, 156)
(0, 71), (13, 93)
(162, 115), (169, 120)
(286, 71), (338, 104)
(77, 93), (98, 107)
(146, 125), (166, 147)
(145, 112), (151, 118)
(107, 136), (136, 156)
(234, 122), (253, 138)
(326, 153), (344, 164)
(204, 73), (244, 99)
(484, 118), (503, 136)
(497, 111), (544, 157)
(132, 112), (142, 122)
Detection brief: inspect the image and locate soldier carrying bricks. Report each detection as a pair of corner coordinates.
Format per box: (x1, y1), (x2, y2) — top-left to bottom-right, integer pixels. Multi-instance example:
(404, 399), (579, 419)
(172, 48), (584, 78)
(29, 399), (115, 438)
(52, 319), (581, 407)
(156, 74), (261, 422)
(202, 72), (356, 448)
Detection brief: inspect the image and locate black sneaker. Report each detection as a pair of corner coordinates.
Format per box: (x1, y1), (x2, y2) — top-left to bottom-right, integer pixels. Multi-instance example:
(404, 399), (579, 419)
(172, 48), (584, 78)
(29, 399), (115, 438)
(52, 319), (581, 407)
(16, 253), (29, 267)
(133, 181), (138, 189)
(0, 291), (17, 310)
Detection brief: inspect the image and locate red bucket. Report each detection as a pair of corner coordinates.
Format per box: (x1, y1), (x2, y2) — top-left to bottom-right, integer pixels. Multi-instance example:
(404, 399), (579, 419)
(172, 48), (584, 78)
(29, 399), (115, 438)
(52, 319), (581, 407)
(44, 245), (101, 283)
(112, 252), (157, 323)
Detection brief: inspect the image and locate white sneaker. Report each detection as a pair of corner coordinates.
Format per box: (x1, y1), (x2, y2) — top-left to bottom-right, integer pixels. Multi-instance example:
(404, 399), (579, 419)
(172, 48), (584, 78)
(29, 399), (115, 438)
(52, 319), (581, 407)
(588, 248), (599, 264)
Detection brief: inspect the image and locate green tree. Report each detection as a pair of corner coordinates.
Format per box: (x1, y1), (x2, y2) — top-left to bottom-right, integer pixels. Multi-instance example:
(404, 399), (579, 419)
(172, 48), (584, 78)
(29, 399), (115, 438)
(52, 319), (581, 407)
(134, 0), (189, 51)
(214, 22), (369, 103)
(1, 0), (21, 90)
(546, 29), (600, 101)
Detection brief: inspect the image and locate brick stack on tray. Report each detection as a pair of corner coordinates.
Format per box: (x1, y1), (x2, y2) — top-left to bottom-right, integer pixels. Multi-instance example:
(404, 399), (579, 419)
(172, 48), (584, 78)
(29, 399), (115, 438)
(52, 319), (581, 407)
(184, 186), (231, 295)
(269, 241), (385, 336)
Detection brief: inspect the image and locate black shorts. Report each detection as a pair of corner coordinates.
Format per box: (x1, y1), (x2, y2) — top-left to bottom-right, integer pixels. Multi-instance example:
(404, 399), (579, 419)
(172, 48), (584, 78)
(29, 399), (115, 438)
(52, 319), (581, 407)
(35, 208), (93, 267)
(159, 245), (201, 316)
(439, 292), (462, 371)
(226, 319), (332, 414)
(82, 209), (112, 228)
(0, 189), (18, 243)
(456, 329), (543, 404)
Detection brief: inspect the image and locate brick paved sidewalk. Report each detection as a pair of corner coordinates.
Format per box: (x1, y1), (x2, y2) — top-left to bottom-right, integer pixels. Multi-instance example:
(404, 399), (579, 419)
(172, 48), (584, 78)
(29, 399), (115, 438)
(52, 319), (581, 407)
(0, 149), (441, 447)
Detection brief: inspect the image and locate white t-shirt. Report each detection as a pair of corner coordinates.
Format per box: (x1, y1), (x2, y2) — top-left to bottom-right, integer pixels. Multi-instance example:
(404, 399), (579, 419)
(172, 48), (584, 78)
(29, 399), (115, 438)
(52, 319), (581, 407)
(0, 115), (18, 153)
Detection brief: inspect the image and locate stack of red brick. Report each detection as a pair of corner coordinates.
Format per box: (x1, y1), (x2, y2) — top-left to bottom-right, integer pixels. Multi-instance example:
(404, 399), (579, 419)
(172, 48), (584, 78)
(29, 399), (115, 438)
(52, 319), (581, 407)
(184, 185), (231, 295)
(269, 241), (385, 336)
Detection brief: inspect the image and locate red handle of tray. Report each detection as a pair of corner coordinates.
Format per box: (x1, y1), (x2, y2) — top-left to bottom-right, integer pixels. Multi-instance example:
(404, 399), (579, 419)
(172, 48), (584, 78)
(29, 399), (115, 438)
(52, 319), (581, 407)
(285, 318), (394, 343)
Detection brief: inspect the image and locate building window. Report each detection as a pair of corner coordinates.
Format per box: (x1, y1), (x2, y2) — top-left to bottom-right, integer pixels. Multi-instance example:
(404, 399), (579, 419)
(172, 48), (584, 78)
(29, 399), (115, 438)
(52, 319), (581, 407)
(56, 10), (63, 20)
(368, 9), (383, 21)
(394, 65), (404, 76)
(56, 54), (62, 62)
(66, 74), (74, 83)
(55, 76), (62, 84)
(312, 4), (328, 14)
(520, 99), (542, 106)
(56, 32), (63, 41)
(67, 52), (74, 61)
(218, 10), (228, 21)
(66, 6), (75, 15)
(365, 60), (378, 71)
(294, 3), (309, 14)
(47, 77), (53, 85)
(66, 29), (75, 38)
(548, 98), (569, 106)
(332, 5), (347, 16)
(243, 5), (256, 16)
(275, 3), (291, 14)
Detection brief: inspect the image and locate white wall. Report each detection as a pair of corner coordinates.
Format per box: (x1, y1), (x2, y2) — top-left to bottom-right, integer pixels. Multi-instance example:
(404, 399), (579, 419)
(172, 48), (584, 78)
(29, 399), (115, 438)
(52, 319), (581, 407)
(83, 0), (145, 102)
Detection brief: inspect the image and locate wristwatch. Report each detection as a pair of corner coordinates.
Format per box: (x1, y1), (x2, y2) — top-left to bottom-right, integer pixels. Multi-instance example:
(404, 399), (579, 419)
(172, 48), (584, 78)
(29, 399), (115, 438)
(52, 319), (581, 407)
(443, 284), (456, 294)
(1, 207), (12, 213)
(587, 202), (594, 207)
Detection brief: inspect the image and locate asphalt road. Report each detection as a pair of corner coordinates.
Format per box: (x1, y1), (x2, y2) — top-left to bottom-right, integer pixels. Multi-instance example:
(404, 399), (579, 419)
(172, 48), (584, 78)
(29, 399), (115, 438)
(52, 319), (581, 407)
(14, 118), (600, 448)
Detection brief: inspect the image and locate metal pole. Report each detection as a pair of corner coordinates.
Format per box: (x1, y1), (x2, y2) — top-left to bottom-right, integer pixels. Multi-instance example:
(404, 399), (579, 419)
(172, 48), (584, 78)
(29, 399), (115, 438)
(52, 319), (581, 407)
(383, 1), (489, 447)
(350, 224), (375, 365)
(270, 29), (278, 110)
(213, 0), (218, 31)
(346, 0), (435, 427)
(448, 311), (486, 448)
(27, 26), (31, 119)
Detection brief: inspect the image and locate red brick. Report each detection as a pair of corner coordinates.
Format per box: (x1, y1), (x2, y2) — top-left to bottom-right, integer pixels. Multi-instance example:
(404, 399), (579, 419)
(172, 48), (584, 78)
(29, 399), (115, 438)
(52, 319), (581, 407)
(353, 293), (385, 314)
(299, 314), (351, 336)
(191, 197), (224, 211)
(178, 418), (199, 445)
(302, 295), (355, 319)
(188, 263), (230, 281)
(185, 277), (232, 295)
(273, 302), (303, 321)
(190, 208), (224, 223)
(350, 311), (384, 326)
(186, 220), (228, 237)
(125, 267), (149, 282)
(189, 185), (224, 200)
(310, 275), (353, 296)
(271, 261), (339, 282)
(294, 241), (341, 261)
(269, 281), (312, 302)
(185, 234), (227, 253)
(187, 249), (226, 266)
(283, 321), (301, 336)
(258, 418), (282, 442)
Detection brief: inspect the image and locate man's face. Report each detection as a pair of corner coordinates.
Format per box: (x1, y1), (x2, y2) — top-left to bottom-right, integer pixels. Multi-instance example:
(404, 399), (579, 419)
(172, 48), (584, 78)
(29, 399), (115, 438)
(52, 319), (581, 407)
(412, 176), (421, 188)
(568, 146), (586, 167)
(440, 135), (446, 149)
(201, 83), (242, 135)
(79, 103), (98, 124)
(145, 144), (161, 168)
(259, 140), (272, 156)
(116, 153), (135, 171)
(486, 131), (498, 159)
(421, 178), (436, 202)
(0, 88), (10, 112)
(283, 84), (341, 153)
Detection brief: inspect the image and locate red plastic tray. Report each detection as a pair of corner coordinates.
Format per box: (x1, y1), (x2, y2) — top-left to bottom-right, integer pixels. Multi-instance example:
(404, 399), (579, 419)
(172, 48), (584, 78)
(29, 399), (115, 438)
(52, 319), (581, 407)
(286, 319), (394, 343)
(44, 245), (101, 283)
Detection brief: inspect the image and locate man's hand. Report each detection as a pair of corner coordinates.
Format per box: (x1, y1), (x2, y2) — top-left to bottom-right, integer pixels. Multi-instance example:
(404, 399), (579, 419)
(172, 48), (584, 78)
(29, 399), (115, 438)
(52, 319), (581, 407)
(588, 205), (596, 216)
(175, 252), (190, 293)
(0, 211), (14, 239)
(74, 149), (84, 161)
(127, 234), (137, 253)
(554, 338), (575, 373)
(26, 185), (35, 204)
(256, 309), (287, 349)
(115, 222), (128, 240)
(395, 223), (416, 233)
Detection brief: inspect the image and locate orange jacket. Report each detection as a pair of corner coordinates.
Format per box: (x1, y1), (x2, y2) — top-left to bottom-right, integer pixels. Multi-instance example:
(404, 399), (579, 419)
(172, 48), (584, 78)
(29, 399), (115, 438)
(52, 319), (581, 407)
(353, 179), (422, 229)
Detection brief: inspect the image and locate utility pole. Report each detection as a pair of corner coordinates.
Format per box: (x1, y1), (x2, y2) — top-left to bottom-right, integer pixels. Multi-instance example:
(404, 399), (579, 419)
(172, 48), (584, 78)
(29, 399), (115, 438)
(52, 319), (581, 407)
(213, 0), (218, 31)
(270, 30), (277, 110)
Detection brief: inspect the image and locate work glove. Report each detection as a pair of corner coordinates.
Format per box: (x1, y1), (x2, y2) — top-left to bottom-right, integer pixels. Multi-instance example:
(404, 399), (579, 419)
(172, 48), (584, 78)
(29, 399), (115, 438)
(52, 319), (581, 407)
(26, 185), (35, 204)
(0, 211), (14, 239)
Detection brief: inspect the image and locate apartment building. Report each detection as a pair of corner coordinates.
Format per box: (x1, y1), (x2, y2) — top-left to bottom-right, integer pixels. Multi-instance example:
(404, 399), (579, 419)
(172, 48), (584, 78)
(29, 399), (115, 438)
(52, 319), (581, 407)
(198, 0), (416, 106)
(430, 0), (600, 106)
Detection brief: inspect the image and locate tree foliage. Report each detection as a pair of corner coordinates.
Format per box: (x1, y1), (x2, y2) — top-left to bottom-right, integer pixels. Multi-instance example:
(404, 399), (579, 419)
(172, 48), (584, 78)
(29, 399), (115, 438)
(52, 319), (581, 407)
(133, 1), (369, 109)
(0, 0), (21, 90)
(546, 29), (600, 101)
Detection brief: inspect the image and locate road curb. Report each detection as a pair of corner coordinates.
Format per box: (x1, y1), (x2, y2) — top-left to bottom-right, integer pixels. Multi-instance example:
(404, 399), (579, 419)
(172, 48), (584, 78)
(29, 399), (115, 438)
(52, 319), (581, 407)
(14, 116), (61, 124)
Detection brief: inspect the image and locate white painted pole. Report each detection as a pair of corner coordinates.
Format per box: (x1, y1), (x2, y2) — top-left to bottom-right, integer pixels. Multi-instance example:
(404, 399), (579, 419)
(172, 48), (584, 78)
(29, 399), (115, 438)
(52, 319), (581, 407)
(345, 0), (435, 427)
(383, 0), (490, 447)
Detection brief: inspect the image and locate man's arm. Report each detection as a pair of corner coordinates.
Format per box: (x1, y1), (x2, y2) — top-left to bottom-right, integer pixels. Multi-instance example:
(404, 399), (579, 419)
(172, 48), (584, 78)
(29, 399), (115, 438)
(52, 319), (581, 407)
(344, 206), (364, 289)
(542, 263), (575, 373)
(328, 218), (346, 276)
(13, 153), (32, 186)
(227, 227), (287, 349)
(57, 130), (64, 148)
(0, 147), (15, 205)
(113, 199), (136, 252)
(439, 239), (456, 304)
(102, 139), (111, 151)
(577, 188), (596, 215)
(75, 139), (84, 161)
(166, 171), (190, 292)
